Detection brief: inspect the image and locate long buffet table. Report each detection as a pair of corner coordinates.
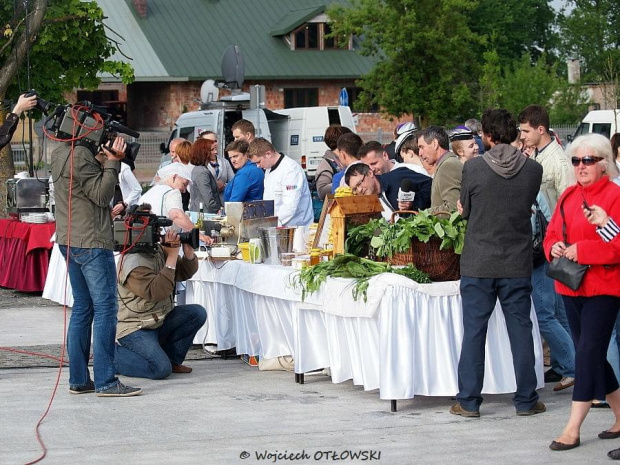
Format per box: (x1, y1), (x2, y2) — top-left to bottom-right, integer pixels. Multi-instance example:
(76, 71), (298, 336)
(186, 259), (544, 405)
(0, 218), (55, 292)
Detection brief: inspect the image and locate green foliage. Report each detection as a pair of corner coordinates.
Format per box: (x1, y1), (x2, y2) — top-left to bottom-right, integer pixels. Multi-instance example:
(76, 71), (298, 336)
(1, 0), (134, 104)
(346, 209), (468, 260)
(499, 54), (560, 117)
(470, 0), (558, 67)
(558, 0), (620, 81)
(479, 50), (502, 109)
(290, 253), (431, 302)
(327, 0), (482, 124)
(549, 82), (591, 124)
(478, 51), (589, 124)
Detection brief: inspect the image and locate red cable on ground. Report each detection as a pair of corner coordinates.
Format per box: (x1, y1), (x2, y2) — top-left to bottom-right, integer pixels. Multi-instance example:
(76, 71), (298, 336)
(23, 119), (81, 464)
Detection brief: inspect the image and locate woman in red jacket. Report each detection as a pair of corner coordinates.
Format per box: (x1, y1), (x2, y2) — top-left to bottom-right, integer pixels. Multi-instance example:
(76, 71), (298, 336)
(544, 133), (620, 452)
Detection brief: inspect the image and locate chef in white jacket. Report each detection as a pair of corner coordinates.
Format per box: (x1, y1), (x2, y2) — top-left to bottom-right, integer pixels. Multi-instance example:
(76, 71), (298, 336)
(248, 137), (313, 228)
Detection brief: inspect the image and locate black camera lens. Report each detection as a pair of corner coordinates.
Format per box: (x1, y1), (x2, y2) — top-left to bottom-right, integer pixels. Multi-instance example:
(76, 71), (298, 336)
(179, 229), (200, 249)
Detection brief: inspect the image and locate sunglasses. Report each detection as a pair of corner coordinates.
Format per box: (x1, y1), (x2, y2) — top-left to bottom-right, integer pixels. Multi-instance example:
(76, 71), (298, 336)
(571, 156), (603, 167)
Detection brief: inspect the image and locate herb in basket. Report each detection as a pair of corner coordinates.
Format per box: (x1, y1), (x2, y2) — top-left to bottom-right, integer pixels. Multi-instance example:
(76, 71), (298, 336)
(346, 209), (467, 259)
(290, 253), (430, 302)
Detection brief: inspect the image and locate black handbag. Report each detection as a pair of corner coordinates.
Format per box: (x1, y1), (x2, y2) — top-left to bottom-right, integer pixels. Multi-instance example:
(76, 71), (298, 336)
(532, 199), (548, 268)
(546, 195), (589, 290)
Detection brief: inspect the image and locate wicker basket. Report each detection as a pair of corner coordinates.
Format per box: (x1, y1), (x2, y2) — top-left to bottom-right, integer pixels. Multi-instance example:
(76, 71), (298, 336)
(384, 210), (417, 266)
(411, 237), (460, 281)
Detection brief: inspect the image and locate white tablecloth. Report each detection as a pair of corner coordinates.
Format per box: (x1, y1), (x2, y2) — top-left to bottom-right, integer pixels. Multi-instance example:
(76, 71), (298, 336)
(43, 243), (73, 306)
(186, 259), (544, 400)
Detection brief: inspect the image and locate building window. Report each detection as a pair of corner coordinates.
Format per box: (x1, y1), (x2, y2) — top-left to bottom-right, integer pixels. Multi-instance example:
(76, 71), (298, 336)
(323, 23), (348, 50)
(284, 88), (319, 108)
(295, 23), (319, 49)
(292, 23), (350, 50)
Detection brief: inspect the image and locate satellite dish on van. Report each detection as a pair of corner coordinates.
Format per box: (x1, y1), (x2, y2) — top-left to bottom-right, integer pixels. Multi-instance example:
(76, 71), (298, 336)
(221, 45), (245, 90)
(200, 79), (219, 103)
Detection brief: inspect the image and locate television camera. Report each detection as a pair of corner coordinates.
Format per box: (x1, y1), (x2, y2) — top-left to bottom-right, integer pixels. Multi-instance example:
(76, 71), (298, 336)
(114, 205), (200, 254)
(44, 98), (140, 164)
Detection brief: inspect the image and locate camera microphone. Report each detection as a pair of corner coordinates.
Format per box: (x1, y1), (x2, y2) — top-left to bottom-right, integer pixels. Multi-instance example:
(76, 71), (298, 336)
(398, 178), (415, 203)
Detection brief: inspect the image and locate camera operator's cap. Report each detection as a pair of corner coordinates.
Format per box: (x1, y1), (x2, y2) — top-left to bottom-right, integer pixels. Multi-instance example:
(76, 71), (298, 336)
(394, 123), (418, 155)
(449, 125), (476, 142)
(156, 162), (193, 182)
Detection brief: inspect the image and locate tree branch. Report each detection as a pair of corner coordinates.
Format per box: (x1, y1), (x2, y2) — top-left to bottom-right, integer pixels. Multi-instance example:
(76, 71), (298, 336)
(0, 0), (49, 97)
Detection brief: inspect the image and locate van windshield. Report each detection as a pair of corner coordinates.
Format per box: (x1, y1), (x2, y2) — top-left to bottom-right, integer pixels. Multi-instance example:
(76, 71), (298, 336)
(592, 123), (612, 139)
(573, 123), (589, 138)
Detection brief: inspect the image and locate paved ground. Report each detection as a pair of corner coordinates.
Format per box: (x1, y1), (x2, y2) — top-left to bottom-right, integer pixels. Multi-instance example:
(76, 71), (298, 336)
(1, 289), (619, 464)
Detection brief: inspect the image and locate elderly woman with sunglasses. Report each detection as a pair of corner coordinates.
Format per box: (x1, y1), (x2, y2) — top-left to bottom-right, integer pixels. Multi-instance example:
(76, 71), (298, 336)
(543, 133), (620, 453)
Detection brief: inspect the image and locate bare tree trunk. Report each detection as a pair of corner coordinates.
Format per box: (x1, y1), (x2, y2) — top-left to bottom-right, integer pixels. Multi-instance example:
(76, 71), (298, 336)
(0, 0), (48, 218)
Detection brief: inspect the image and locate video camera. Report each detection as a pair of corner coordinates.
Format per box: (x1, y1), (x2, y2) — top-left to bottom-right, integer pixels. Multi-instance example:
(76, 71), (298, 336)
(44, 99), (141, 165)
(23, 90), (53, 114)
(114, 205), (200, 254)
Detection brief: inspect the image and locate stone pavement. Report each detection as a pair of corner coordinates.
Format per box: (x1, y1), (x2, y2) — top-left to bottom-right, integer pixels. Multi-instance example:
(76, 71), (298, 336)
(0, 289), (617, 464)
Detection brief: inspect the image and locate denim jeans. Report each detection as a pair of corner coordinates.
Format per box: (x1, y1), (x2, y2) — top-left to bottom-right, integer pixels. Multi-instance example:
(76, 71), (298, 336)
(457, 276), (539, 412)
(115, 304), (206, 379)
(608, 328), (620, 383)
(59, 245), (118, 391)
(531, 263), (575, 378)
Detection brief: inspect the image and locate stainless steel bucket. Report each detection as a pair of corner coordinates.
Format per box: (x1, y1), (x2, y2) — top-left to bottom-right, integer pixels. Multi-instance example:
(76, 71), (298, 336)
(259, 227), (296, 265)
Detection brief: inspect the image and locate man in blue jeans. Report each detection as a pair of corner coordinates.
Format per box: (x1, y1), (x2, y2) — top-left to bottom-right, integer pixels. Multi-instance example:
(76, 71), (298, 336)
(451, 109), (544, 417)
(115, 217), (206, 379)
(51, 136), (141, 397)
(531, 195), (576, 391)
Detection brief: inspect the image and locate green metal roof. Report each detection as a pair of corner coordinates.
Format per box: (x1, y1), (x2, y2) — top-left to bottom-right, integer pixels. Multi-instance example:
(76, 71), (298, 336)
(118, 0), (374, 81)
(269, 5), (326, 36)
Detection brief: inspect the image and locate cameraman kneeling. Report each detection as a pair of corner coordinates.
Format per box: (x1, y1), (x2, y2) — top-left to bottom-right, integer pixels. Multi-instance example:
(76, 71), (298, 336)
(115, 219), (206, 379)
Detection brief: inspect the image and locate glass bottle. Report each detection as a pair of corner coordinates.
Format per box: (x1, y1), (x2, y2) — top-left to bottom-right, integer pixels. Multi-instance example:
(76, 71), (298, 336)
(196, 202), (204, 232)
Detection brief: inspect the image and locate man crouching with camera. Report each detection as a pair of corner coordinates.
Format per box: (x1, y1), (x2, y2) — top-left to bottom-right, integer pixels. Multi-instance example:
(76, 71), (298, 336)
(115, 205), (206, 379)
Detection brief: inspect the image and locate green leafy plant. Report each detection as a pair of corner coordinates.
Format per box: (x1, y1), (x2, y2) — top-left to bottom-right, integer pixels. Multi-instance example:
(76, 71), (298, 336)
(290, 253), (430, 302)
(346, 209), (468, 259)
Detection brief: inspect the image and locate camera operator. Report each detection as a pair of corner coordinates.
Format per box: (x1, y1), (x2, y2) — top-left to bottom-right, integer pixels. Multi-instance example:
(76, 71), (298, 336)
(51, 135), (142, 397)
(0, 93), (37, 150)
(115, 209), (207, 379)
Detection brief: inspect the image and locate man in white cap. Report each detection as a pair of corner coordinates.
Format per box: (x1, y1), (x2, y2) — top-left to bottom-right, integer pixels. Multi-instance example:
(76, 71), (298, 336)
(140, 163), (195, 231)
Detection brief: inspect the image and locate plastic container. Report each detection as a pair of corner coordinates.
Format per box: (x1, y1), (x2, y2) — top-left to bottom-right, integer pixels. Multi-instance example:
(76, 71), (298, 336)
(238, 242), (250, 262)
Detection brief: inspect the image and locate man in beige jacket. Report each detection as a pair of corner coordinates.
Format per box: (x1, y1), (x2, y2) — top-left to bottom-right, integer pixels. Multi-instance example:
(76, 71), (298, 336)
(417, 126), (463, 214)
(518, 105), (575, 211)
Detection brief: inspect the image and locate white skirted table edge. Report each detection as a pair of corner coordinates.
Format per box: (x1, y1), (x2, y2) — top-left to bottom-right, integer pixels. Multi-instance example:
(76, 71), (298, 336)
(185, 259), (544, 406)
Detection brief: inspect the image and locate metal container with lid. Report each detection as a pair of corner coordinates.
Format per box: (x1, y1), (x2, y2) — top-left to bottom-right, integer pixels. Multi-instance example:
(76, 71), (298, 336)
(6, 178), (49, 217)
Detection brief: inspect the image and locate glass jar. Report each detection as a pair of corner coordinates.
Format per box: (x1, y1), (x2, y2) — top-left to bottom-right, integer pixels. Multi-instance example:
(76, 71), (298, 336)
(310, 251), (321, 266)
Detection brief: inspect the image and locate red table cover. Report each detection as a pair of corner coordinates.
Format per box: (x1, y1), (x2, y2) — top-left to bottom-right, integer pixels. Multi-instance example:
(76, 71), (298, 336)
(0, 218), (55, 291)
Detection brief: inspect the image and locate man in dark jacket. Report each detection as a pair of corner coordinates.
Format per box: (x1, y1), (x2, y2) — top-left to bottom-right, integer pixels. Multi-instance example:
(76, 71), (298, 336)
(451, 109), (544, 418)
(344, 163), (432, 214)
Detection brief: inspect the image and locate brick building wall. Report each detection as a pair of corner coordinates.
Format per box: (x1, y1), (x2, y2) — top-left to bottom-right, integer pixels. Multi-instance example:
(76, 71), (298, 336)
(67, 80), (413, 135)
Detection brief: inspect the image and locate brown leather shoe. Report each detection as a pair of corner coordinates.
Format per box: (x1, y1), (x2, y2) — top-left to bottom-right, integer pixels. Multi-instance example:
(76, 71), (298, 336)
(172, 364), (192, 374)
(516, 401), (546, 416)
(553, 377), (575, 391)
(449, 403), (480, 418)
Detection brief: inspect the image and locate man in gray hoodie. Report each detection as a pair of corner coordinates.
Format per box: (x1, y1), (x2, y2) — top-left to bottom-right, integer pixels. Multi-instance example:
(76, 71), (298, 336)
(450, 109), (544, 418)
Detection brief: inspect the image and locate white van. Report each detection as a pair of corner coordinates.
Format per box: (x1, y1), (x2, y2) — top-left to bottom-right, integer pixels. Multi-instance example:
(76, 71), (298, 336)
(569, 110), (620, 142)
(271, 106), (356, 178)
(165, 95), (356, 179)
(165, 94), (284, 152)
